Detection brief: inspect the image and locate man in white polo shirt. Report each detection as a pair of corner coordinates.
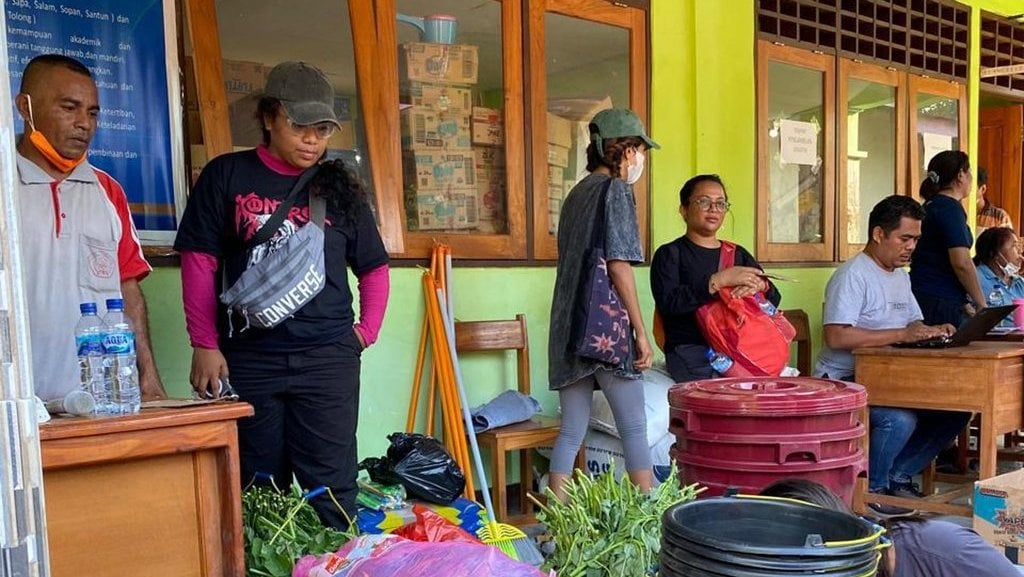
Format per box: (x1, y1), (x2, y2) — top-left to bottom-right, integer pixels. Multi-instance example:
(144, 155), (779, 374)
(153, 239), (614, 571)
(13, 54), (165, 402)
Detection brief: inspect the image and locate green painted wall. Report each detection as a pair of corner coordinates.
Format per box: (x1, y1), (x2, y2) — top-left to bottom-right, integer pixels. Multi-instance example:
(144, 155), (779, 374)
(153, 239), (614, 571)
(146, 0), (1022, 467)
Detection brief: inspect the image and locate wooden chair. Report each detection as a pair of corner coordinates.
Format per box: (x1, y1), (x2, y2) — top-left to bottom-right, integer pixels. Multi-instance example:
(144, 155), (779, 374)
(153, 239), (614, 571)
(782, 309), (811, 376)
(454, 314), (584, 524)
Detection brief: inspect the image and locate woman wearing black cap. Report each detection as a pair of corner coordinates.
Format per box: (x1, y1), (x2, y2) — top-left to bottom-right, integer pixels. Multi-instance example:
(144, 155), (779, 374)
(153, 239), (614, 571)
(547, 108), (657, 500)
(174, 61), (390, 529)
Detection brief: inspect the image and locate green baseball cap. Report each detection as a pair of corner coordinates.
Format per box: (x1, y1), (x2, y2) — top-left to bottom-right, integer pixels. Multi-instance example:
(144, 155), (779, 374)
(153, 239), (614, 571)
(263, 61), (341, 127)
(589, 108), (659, 154)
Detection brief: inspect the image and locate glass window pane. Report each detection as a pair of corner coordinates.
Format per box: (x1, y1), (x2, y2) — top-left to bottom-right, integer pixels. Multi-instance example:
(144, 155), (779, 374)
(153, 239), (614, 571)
(396, 1), (507, 235)
(200, 1), (375, 213)
(767, 61), (825, 244)
(545, 12), (629, 235)
(916, 94), (960, 185)
(846, 79), (896, 245)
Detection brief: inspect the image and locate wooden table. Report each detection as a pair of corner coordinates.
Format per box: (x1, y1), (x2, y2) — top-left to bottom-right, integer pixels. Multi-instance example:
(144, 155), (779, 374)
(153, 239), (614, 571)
(852, 342), (1024, 516)
(40, 403), (253, 577)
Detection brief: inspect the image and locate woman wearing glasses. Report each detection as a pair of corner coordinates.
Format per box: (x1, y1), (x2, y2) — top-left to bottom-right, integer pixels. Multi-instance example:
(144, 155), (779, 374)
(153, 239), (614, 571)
(651, 174), (780, 383)
(174, 62), (389, 530)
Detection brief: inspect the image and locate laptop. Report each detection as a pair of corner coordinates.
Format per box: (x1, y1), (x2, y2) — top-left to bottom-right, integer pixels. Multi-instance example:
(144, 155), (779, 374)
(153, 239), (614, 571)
(893, 304), (1018, 349)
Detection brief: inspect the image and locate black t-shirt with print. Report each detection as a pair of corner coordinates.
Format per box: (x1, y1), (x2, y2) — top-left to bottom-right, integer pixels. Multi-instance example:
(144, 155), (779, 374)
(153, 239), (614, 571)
(174, 149), (388, 352)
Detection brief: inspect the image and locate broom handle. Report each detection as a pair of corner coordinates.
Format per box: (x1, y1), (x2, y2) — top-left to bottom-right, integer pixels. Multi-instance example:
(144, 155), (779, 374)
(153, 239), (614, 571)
(424, 275), (474, 498)
(436, 288), (499, 521)
(406, 315), (430, 431)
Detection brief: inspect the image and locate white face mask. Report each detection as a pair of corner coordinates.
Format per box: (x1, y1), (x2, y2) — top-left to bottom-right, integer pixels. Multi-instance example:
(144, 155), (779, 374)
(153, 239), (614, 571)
(1001, 260), (1021, 278)
(625, 150), (645, 185)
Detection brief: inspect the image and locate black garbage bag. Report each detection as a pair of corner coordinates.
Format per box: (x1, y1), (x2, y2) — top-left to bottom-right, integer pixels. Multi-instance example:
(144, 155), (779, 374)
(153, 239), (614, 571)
(359, 432), (466, 505)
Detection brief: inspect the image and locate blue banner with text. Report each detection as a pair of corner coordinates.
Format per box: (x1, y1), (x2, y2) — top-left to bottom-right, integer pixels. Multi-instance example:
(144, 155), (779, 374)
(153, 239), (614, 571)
(5, 0), (176, 231)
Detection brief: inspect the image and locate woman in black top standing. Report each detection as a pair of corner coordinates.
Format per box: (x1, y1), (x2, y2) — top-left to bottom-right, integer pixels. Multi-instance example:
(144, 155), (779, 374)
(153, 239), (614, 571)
(909, 150), (986, 326)
(650, 174), (780, 383)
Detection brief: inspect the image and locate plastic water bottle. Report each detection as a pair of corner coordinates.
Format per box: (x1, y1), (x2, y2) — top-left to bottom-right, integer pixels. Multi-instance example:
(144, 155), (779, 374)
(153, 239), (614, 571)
(102, 298), (140, 415)
(75, 303), (111, 415)
(987, 284), (1006, 308)
(706, 348), (734, 375)
(754, 293), (777, 316)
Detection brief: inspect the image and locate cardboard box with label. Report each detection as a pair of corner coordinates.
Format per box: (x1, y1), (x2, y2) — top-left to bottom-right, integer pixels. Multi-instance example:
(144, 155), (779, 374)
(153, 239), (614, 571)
(406, 187), (478, 231)
(184, 57), (270, 109)
(403, 149), (476, 190)
(548, 144), (570, 168)
(223, 59), (269, 103)
(399, 43), (479, 85)
(401, 107), (472, 150)
(472, 107), (503, 146)
(975, 468), (1024, 563)
(402, 82), (474, 112)
(547, 112), (574, 149)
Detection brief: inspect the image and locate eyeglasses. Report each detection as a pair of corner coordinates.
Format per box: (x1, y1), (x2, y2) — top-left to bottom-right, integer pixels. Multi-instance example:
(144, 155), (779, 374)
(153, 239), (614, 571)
(689, 197), (731, 212)
(284, 117), (337, 140)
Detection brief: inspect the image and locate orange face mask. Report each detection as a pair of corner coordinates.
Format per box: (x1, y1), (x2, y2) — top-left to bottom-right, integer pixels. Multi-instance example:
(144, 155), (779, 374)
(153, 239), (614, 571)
(24, 95), (86, 173)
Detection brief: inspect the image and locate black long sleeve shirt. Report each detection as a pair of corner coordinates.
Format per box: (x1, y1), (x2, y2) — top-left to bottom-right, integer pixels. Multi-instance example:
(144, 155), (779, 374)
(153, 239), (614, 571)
(650, 236), (781, 350)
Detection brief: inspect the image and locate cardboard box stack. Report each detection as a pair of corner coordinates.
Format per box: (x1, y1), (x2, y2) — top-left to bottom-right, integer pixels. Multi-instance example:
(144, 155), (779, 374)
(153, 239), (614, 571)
(400, 41), (503, 232)
(975, 468), (1024, 564)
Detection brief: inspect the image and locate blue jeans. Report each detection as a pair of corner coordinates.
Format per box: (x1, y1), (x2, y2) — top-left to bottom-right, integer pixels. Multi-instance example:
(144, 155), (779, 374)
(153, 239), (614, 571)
(868, 406), (971, 491)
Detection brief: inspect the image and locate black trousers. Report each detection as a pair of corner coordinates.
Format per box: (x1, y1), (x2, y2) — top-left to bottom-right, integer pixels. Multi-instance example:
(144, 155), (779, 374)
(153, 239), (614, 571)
(666, 343), (714, 384)
(225, 332), (362, 530)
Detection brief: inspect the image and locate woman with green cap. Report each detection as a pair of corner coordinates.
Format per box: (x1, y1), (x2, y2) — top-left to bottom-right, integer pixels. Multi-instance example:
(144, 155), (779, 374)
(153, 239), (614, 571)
(547, 108), (658, 500)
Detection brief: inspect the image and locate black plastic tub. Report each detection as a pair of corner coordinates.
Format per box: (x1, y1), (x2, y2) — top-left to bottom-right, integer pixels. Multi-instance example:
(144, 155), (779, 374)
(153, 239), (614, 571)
(660, 538), (880, 576)
(661, 532), (880, 573)
(662, 497), (882, 559)
(659, 546), (879, 577)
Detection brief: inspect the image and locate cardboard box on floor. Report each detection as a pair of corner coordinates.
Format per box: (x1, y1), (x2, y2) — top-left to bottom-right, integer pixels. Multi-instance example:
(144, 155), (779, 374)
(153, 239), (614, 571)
(974, 468), (1024, 564)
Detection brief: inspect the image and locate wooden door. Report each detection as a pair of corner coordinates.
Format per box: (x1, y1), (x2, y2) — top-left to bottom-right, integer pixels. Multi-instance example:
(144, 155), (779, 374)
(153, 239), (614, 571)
(979, 104), (1023, 233)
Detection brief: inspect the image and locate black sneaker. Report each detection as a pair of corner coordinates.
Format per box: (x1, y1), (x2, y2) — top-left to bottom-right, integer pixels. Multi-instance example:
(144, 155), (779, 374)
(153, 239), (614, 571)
(867, 501), (917, 518)
(889, 481), (925, 499)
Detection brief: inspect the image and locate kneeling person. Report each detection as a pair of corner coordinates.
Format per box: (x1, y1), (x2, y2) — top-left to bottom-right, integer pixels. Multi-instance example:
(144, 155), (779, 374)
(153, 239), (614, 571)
(814, 195), (969, 515)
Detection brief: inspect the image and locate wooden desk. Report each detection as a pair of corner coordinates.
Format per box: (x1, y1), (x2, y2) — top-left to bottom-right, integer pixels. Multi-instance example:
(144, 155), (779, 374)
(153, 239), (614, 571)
(40, 403), (253, 577)
(853, 342), (1024, 516)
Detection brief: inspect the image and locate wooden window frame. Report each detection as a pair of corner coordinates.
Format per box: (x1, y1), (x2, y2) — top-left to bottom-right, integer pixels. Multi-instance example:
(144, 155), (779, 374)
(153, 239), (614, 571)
(185, 0), (650, 262)
(381, 0), (529, 259)
(184, 0), (406, 254)
(907, 74), (968, 199)
(837, 59), (906, 261)
(756, 40), (836, 263)
(529, 0), (649, 261)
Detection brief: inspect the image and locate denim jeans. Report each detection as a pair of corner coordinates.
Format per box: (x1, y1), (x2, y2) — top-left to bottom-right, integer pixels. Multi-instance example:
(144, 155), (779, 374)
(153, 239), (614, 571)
(868, 406), (971, 491)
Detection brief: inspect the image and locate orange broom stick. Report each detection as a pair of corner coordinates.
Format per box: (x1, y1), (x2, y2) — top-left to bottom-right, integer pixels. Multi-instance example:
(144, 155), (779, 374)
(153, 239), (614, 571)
(428, 277), (474, 499)
(408, 247), (442, 432)
(423, 273), (475, 498)
(426, 246), (443, 436)
(406, 318), (429, 432)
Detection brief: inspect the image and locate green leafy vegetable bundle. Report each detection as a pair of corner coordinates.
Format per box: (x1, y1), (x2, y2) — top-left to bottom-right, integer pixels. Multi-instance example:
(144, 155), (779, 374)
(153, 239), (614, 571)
(532, 465), (701, 577)
(242, 483), (356, 577)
